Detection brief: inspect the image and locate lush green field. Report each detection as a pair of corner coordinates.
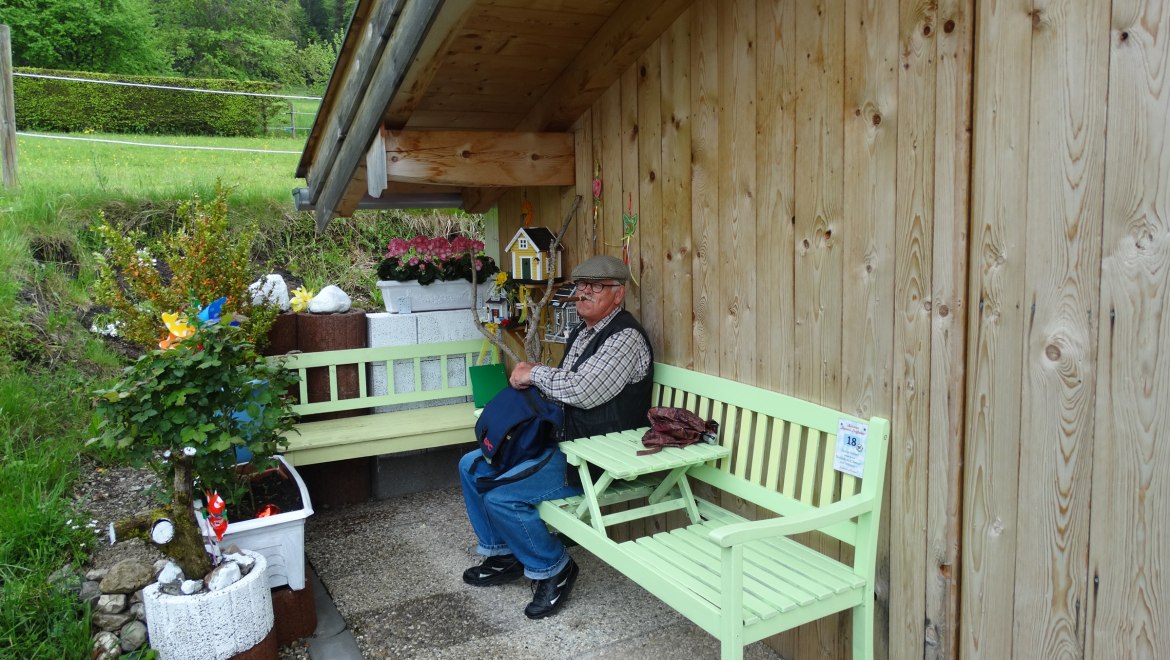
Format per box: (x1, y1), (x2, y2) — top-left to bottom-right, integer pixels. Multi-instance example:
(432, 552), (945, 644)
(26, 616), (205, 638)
(0, 130), (404, 658)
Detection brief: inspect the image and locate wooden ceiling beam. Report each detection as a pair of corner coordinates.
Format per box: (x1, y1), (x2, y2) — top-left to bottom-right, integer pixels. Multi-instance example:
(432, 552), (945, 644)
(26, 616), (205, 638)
(381, 0), (476, 129)
(316, 0), (452, 228)
(379, 129), (573, 187)
(463, 0), (694, 212)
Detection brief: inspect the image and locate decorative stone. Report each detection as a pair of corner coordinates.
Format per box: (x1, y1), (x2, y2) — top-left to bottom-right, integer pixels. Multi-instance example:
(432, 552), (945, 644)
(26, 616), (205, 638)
(205, 561), (241, 592)
(120, 620), (148, 652)
(152, 559), (170, 577)
(250, 274), (291, 311)
(79, 580), (103, 608)
(86, 567), (109, 582)
(92, 611), (134, 631)
(307, 284), (352, 313)
(157, 561), (184, 585)
(92, 631), (119, 655)
(129, 590), (144, 605)
(96, 593), (127, 614)
(222, 552), (256, 574)
(129, 602), (146, 621)
(180, 580), (204, 595)
(101, 559), (154, 594)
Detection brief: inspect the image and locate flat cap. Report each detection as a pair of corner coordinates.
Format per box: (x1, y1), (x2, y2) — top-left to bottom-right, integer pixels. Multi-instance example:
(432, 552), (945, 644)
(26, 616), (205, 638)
(571, 255), (630, 282)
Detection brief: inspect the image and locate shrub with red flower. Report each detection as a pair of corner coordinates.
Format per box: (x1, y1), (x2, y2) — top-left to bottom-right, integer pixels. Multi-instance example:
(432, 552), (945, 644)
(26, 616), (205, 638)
(376, 235), (499, 285)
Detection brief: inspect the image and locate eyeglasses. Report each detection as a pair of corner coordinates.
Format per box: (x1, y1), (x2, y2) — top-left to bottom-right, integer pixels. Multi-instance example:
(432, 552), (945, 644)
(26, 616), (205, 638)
(572, 281), (623, 293)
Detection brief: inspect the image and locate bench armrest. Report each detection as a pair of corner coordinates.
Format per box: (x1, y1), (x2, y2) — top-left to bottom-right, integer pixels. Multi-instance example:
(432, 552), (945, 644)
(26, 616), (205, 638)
(708, 495), (875, 547)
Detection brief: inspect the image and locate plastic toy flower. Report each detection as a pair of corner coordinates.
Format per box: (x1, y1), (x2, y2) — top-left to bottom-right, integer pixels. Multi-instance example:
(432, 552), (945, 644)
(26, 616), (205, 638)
(290, 287), (315, 312)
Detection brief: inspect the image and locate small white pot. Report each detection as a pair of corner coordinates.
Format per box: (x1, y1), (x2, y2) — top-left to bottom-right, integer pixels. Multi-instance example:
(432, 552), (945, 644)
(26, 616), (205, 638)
(376, 279), (491, 313)
(221, 455), (313, 590)
(142, 550), (273, 660)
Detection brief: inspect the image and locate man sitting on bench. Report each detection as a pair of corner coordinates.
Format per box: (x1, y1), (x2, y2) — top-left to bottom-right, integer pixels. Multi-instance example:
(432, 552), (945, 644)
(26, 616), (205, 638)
(458, 255), (654, 619)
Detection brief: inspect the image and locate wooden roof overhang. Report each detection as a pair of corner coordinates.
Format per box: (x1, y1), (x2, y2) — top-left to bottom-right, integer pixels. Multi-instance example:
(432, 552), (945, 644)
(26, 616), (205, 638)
(295, 0), (694, 229)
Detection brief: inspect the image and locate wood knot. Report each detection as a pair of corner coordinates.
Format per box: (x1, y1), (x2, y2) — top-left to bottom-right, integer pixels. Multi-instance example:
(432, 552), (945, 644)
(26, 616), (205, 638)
(923, 24), (932, 37)
(872, 113), (882, 126)
(460, 150), (471, 159)
(1045, 344), (1062, 361)
(649, 170), (656, 182)
(944, 19), (956, 34)
(938, 304), (949, 317)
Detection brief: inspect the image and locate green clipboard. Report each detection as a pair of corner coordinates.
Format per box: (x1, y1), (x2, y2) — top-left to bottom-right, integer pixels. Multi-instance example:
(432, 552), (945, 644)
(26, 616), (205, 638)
(469, 363), (508, 408)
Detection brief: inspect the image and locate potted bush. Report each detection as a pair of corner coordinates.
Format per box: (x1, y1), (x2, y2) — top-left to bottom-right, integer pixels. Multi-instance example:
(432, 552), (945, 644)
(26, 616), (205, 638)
(376, 235), (499, 313)
(89, 314), (302, 579)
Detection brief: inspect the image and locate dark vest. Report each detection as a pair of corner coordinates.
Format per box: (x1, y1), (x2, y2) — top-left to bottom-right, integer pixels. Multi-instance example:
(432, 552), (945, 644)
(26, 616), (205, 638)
(558, 310), (654, 441)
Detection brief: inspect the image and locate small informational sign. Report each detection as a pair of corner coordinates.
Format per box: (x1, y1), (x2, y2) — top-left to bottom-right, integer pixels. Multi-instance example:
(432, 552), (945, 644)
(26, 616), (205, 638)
(833, 419), (868, 478)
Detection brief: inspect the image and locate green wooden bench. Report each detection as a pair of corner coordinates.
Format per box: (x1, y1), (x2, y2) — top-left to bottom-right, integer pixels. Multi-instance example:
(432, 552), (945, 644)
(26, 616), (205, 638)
(538, 363), (890, 660)
(272, 339), (499, 466)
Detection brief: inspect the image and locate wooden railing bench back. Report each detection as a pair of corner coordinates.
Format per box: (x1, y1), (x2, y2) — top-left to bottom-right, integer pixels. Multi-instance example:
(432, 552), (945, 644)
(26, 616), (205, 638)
(538, 363), (890, 660)
(271, 339), (498, 466)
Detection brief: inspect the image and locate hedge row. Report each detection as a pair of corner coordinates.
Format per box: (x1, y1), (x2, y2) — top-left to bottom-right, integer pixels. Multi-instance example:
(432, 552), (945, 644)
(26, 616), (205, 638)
(13, 68), (285, 137)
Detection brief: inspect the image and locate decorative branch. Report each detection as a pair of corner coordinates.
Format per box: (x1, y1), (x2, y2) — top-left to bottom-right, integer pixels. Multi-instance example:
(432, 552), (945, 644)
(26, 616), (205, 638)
(468, 194), (582, 365)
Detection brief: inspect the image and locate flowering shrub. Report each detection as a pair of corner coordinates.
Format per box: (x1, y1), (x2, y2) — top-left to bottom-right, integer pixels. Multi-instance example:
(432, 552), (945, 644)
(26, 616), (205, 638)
(376, 235), (499, 285)
(93, 186), (277, 350)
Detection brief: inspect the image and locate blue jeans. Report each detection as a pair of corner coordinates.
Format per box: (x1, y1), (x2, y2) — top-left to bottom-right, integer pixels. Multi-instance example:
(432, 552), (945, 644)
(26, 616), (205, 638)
(459, 448), (582, 580)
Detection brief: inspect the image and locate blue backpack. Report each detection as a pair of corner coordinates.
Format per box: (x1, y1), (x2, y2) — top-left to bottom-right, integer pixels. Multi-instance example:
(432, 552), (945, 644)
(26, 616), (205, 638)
(471, 386), (564, 493)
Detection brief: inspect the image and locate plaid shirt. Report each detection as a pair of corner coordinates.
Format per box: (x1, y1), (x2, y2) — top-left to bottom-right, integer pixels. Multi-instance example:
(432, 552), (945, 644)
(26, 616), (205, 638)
(529, 308), (651, 409)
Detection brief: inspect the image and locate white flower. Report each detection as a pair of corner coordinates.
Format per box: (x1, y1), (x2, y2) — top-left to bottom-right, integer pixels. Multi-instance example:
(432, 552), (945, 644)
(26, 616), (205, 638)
(182, 446), (197, 457)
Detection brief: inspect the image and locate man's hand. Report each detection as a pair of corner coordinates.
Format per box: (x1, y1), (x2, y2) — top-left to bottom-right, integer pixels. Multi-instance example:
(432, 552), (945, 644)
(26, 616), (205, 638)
(510, 362), (536, 389)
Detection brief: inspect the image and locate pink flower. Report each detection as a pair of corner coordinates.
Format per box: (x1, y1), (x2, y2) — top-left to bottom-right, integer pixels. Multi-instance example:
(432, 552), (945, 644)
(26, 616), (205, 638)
(592, 178), (603, 199)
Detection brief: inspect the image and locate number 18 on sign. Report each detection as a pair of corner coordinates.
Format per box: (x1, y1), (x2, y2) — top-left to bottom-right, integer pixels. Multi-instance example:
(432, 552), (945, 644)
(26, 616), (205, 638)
(833, 419), (868, 478)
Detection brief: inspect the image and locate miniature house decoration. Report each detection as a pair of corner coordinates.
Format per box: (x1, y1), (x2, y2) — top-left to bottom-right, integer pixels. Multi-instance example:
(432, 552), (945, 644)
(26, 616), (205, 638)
(481, 284), (513, 325)
(505, 227), (564, 283)
(545, 283), (580, 343)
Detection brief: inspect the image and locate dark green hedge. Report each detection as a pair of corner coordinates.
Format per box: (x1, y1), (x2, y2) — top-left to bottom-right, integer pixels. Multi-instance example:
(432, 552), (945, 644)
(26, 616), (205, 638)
(13, 68), (284, 137)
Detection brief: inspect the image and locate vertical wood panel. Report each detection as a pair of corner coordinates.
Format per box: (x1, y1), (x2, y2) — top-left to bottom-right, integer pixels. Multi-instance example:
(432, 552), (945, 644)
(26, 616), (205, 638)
(892, 2), (937, 659)
(924, 1), (973, 658)
(572, 110), (594, 274)
(1089, 1), (1170, 657)
(1014, 1), (1109, 657)
(600, 83), (624, 262)
(716, 0), (757, 383)
(620, 66), (643, 321)
(793, 0), (845, 408)
(791, 2), (846, 657)
(963, 1), (1033, 657)
(690, 0), (720, 375)
(755, 0), (797, 394)
(661, 12), (694, 368)
(844, 1), (900, 658)
(638, 41), (665, 357)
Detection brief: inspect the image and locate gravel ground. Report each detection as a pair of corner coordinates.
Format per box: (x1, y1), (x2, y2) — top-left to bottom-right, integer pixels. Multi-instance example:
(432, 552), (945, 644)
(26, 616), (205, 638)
(72, 457), (310, 659)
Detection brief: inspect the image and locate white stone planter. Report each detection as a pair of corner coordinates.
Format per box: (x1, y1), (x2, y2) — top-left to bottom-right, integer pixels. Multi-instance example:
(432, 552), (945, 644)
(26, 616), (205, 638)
(142, 550), (273, 660)
(376, 279), (491, 313)
(221, 455), (313, 590)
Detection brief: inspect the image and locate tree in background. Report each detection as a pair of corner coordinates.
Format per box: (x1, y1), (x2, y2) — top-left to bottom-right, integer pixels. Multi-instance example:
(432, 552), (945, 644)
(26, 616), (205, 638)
(0, 0), (170, 74)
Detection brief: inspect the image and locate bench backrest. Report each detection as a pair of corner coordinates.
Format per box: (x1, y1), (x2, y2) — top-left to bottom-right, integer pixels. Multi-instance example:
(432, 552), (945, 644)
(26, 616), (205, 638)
(273, 339), (499, 416)
(651, 363), (889, 553)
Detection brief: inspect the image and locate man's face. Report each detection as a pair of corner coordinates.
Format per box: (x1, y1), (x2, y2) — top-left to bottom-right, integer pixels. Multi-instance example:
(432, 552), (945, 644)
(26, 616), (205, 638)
(573, 279), (624, 325)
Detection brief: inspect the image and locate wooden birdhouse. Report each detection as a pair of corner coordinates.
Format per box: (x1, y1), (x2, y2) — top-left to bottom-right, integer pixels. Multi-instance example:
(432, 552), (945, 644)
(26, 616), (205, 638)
(504, 227), (564, 283)
(544, 283), (580, 344)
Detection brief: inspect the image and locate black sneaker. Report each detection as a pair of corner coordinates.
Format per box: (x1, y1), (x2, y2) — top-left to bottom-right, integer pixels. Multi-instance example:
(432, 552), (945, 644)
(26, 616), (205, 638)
(463, 555), (524, 587)
(524, 558), (578, 619)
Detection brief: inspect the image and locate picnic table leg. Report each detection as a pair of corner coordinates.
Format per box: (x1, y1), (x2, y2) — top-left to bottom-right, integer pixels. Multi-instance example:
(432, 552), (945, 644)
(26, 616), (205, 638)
(574, 464), (614, 535)
(675, 473), (702, 524)
(647, 466), (688, 504)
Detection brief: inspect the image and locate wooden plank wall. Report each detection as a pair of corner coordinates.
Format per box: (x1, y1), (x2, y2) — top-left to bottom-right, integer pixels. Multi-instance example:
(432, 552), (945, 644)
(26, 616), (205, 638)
(496, 1), (973, 658)
(965, 0), (1170, 659)
(493, 0), (1170, 658)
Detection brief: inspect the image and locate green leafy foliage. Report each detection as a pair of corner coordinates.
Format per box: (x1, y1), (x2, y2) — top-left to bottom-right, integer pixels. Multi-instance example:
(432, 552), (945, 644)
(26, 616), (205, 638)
(89, 319), (300, 507)
(14, 68), (282, 136)
(0, 0), (169, 75)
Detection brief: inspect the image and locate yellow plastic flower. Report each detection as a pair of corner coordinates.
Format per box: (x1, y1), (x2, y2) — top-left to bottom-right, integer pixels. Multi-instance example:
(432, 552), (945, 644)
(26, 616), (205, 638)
(161, 312), (195, 339)
(291, 287), (315, 313)
(494, 271), (509, 286)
